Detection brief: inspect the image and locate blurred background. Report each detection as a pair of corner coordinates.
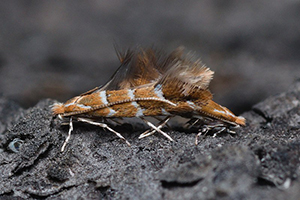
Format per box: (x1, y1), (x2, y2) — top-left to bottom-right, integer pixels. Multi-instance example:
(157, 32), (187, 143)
(0, 0), (299, 115)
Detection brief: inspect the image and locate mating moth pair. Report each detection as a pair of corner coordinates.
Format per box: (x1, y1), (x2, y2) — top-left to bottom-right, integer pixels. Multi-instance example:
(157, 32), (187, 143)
(52, 47), (245, 151)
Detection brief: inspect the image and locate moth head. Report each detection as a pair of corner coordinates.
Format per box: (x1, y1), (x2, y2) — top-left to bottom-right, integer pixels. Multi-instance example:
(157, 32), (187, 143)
(51, 103), (65, 116)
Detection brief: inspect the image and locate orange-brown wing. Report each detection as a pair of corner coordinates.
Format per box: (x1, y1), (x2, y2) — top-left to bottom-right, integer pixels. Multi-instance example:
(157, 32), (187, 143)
(96, 47), (184, 91)
(156, 52), (214, 98)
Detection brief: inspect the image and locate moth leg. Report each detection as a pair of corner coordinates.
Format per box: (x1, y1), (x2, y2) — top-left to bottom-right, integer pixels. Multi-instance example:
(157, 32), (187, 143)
(227, 129), (237, 134)
(61, 117), (73, 152)
(77, 117), (131, 147)
(195, 125), (209, 145)
(140, 117), (174, 141)
(212, 127), (226, 137)
(139, 117), (171, 139)
(185, 118), (200, 129)
(139, 117), (170, 139)
(195, 124), (228, 145)
(105, 118), (124, 126)
(153, 116), (172, 129)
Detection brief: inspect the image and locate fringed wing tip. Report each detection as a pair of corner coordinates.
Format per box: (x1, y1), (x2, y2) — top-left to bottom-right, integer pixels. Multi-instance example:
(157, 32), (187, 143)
(158, 61), (215, 96)
(51, 103), (65, 115)
(180, 65), (214, 95)
(235, 116), (246, 126)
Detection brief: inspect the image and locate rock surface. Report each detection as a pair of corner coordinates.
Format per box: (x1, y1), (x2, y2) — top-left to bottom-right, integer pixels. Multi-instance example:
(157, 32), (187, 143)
(0, 81), (299, 199)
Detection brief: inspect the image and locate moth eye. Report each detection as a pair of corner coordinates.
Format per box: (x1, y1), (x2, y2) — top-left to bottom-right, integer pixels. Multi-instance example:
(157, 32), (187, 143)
(8, 138), (24, 153)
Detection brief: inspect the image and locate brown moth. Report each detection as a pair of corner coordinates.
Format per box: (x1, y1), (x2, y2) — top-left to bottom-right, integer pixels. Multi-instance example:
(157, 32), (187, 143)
(52, 47), (245, 151)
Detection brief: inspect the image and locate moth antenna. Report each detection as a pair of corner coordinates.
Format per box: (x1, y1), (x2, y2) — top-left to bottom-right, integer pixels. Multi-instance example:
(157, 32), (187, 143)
(59, 97), (177, 117)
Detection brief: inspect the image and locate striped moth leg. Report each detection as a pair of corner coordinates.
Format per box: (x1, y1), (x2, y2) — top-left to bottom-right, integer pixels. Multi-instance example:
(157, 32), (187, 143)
(186, 118), (237, 145)
(195, 123), (225, 145)
(61, 117), (73, 152)
(138, 116), (171, 139)
(76, 117), (131, 147)
(140, 117), (174, 141)
(60, 116), (131, 152)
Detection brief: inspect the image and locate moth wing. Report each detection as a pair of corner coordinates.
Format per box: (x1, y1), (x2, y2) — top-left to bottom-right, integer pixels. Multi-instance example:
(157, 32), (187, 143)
(96, 47), (184, 91)
(157, 54), (214, 96)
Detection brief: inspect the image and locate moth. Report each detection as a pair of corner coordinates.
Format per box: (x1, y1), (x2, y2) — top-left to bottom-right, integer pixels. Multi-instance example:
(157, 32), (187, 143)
(52, 47), (245, 151)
